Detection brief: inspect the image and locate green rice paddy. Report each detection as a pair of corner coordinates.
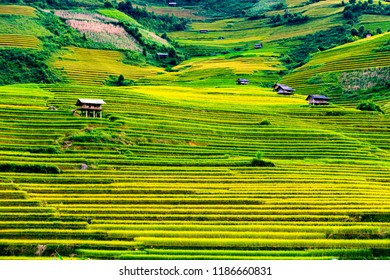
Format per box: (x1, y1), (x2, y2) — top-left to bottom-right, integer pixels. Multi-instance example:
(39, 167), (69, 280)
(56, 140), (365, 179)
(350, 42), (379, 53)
(0, 2), (390, 260)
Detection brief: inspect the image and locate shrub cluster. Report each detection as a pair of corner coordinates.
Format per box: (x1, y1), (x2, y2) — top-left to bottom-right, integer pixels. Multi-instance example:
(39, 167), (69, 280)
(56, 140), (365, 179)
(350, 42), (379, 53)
(343, 2), (390, 22)
(106, 74), (135, 86)
(118, 1), (189, 32)
(375, 40), (390, 52)
(356, 100), (384, 113)
(271, 3), (287, 10)
(0, 49), (61, 85)
(350, 24), (381, 39)
(250, 151), (275, 167)
(259, 119), (271, 126)
(269, 12), (310, 26)
(0, 163), (61, 174)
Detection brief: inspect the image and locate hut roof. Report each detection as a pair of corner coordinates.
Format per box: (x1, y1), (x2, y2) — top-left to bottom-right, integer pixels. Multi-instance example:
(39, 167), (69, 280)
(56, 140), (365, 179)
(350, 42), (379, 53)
(275, 83), (294, 91)
(306, 94), (330, 100)
(76, 98), (106, 106)
(237, 78), (249, 82)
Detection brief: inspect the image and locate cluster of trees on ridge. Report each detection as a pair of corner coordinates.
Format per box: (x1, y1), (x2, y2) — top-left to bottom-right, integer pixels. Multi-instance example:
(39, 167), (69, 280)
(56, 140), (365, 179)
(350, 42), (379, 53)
(0, 49), (61, 85)
(118, 1), (189, 32)
(268, 11), (310, 26)
(343, 0), (390, 22)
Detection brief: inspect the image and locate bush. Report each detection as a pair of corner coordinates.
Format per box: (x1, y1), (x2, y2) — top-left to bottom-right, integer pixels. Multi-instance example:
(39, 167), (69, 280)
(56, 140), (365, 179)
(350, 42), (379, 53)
(271, 3), (286, 10)
(356, 101), (384, 113)
(324, 111), (346, 116)
(250, 151), (275, 167)
(0, 163), (61, 174)
(104, 1), (114, 8)
(106, 74), (135, 86)
(269, 12), (310, 26)
(259, 119), (271, 125)
(255, 151), (263, 160)
(0, 49), (61, 85)
(247, 14), (266, 20)
(351, 28), (358, 36)
(251, 158), (275, 167)
(26, 147), (61, 154)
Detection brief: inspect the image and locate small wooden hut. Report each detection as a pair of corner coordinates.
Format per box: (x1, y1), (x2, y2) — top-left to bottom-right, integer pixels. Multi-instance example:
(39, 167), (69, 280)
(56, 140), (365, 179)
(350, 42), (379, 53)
(237, 78), (249, 85)
(254, 43), (263, 49)
(168, 2), (177, 6)
(274, 83), (294, 95)
(76, 98), (105, 118)
(157, 52), (169, 59)
(199, 29), (209, 33)
(306, 94), (330, 105)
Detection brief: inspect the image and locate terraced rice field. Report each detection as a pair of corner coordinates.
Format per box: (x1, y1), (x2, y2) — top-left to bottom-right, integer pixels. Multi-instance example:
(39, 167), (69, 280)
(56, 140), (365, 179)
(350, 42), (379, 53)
(0, 82), (389, 260)
(134, 4), (206, 20)
(1, 2), (390, 261)
(280, 32), (390, 98)
(170, 13), (340, 50)
(0, 5), (48, 49)
(0, 34), (40, 49)
(51, 47), (163, 85)
(0, 5), (37, 17)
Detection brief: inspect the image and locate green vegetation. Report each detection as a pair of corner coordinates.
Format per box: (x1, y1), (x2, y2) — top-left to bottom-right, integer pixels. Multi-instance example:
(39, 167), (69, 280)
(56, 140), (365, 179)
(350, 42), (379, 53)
(250, 151), (275, 167)
(0, 0), (390, 261)
(10, 0), (106, 9)
(269, 12), (310, 26)
(356, 100), (384, 113)
(0, 163), (61, 174)
(0, 15), (51, 36)
(118, 1), (189, 32)
(0, 49), (61, 85)
(282, 26), (351, 69)
(343, 2), (390, 23)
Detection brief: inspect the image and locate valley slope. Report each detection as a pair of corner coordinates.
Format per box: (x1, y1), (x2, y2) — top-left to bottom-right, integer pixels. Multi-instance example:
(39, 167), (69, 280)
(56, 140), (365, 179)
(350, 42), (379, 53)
(0, 0), (389, 260)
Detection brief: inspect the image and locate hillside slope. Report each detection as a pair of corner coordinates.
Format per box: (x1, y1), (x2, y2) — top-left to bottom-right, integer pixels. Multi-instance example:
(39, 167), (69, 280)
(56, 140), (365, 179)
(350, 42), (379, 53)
(0, 1), (390, 260)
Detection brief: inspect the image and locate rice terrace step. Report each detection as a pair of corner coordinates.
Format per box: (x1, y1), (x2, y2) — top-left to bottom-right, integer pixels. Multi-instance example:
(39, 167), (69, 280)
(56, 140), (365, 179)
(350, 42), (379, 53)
(0, 0), (389, 263)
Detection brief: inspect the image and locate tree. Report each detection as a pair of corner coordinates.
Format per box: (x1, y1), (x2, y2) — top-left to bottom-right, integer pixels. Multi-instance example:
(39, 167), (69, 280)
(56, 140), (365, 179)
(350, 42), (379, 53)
(104, 1), (114, 8)
(168, 48), (176, 58)
(358, 25), (365, 35)
(357, 100), (383, 113)
(255, 151), (263, 160)
(376, 27), (383, 34)
(117, 74), (124, 86)
(251, 151), (275, 167)
(351, 28), (359, 36)
(343, 10), (354, 20)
